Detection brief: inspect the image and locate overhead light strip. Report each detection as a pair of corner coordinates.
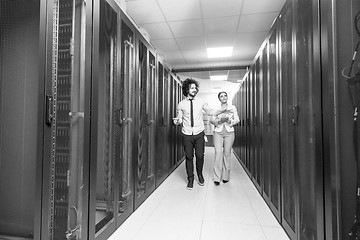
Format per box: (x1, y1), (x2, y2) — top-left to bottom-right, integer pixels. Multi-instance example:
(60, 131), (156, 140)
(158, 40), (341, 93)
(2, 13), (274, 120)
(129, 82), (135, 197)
(207, 46), (233, 58)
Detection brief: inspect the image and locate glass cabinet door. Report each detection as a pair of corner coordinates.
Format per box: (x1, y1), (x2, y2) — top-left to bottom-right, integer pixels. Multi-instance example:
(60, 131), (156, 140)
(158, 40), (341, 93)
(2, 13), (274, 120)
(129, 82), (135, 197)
(134, 42), (156, 208)
(45, 0), (88, 239)
(117, 17), (135, 223)
(254, 59), (262, 189)
(268, 28), (281, 219)
(93, 0), (118, 236)
(147, 52), (156, 190)
(295, 0), (323, 239)
(134, 39), (149, 207)
(280, 2), (296, 237)
(262, 42), (271, 201)
(156, 62), (166, 185)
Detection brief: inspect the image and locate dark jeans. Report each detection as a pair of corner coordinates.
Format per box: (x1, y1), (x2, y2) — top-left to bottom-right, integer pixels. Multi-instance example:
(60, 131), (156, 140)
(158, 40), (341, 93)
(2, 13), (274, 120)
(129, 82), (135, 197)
(182, 131), (205, 180)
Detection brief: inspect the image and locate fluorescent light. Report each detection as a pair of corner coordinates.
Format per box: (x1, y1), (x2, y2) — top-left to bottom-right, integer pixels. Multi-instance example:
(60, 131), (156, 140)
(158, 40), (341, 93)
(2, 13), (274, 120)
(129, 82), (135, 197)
(207, 47), (233, 58)
(210, 75), (228, 81)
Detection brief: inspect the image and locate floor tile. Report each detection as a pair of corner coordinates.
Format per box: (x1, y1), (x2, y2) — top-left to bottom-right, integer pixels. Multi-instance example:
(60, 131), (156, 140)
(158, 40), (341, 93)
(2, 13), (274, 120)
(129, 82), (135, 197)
(108, 147), (289, 240)
(201, 220), (267, 240)
(262, 226), (291, 240)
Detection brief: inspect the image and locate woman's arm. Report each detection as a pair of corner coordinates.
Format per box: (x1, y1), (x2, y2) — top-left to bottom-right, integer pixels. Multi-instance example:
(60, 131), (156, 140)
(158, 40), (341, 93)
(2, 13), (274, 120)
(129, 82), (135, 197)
(210, 114), (220, 126)
(229, 107), (240, 126)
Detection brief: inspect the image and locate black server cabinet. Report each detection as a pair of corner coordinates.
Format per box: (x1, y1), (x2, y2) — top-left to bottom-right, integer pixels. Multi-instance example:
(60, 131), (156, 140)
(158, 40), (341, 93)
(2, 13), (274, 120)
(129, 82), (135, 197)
(41, 0), (92, 239)
(116, 10), (137, 229)
(148, 51), (157, 191)
(254, 57), (262, 190)
(163, 68), (171, 171)
(169, 75), (176, 169)
(279, 2), (297, 238)
(242, 76), (247, 167)
(268, 27), (281, 220)
(134, 38), (148, 209)
(89, 1), (136, 239)
(279, 1), (324, 239)
(156, 61), (169, 186)
(260, 25), (281, 222)
(176, 81), (184, 164)
(262, 41), (271, 209)
(233, 1), (325, 239)
(134, 35), (156, 209)
(249, 67), (254, 177)
(293, 0), (324, 239)
(89, 0), (119, 238)
(245, 75), (250, 170)
(0, 1), (42, 239)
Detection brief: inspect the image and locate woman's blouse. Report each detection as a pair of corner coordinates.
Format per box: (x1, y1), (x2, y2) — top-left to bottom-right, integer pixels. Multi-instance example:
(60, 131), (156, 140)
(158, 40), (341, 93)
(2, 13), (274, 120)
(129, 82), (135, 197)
(211, 104), (240, 133)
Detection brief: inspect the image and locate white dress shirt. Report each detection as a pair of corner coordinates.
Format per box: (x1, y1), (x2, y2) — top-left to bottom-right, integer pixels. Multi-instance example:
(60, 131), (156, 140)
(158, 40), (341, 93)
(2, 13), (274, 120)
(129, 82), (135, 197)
(176, 97), (211, 135)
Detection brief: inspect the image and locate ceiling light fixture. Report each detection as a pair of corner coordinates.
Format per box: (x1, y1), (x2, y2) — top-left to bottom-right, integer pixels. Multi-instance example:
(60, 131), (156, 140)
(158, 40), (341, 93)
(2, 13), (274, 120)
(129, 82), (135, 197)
(207, 47), (233, 58)
(210, 75), (228, 81)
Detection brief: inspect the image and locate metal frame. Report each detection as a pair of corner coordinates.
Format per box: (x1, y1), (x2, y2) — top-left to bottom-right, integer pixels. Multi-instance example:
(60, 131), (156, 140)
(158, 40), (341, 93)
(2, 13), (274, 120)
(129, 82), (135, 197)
(320, 0), (341, 239)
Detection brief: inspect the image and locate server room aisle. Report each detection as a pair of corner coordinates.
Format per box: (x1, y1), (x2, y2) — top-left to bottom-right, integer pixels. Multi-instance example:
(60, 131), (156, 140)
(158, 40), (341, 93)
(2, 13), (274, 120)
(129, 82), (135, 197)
(108, 147), (290, 240)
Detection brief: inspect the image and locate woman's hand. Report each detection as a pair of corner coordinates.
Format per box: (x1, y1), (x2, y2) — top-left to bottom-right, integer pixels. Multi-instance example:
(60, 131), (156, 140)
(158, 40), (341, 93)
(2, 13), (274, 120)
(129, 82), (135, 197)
(219, 116), (229, 123)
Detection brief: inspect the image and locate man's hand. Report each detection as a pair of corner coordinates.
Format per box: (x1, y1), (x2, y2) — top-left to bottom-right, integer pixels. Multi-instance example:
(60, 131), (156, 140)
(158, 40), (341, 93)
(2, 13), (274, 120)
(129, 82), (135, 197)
(173, 118), (181, 125)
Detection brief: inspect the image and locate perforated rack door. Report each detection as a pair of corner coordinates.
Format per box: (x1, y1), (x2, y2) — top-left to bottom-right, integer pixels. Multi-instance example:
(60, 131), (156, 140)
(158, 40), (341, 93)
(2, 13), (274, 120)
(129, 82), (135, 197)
(48, 0), (77, 239)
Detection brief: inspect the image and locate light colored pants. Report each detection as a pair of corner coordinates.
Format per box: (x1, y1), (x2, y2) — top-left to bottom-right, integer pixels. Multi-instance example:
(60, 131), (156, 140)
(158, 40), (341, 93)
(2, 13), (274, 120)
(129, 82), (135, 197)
(213, 128), (235, 182)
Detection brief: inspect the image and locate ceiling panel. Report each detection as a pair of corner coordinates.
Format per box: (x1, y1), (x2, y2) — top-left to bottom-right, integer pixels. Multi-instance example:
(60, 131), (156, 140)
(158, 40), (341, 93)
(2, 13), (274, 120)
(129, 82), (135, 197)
(236, 31), (269, 46)
(140, 22), (173, 39)
(238, 12), (279, 33)
(205, 34), (236, 48)
(157, 0), (202, 21)
(242, 0), (287, 14)
(228, 69), (247, 82)
(182, 49), (208, 63)
(200, 0), (243, 18)
(209, 70), (229, 76)
(233, 45), (260, 60)
(203, 16), (239, 35)
(168, 20), (203, 38)
(124, 0), (286, 76)
(178, 71), (210, 80)
(177, 37), (206, 50)
(151, 38), (179, 51)
(161, 50), (183, 60)
(164, 58), (186, 67)
(125, 0), (165, 24)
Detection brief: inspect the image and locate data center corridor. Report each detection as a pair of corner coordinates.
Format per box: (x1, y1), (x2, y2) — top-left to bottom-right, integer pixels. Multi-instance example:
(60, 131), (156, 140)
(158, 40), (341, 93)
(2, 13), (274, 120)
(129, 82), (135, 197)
(108, 147), (290, 240)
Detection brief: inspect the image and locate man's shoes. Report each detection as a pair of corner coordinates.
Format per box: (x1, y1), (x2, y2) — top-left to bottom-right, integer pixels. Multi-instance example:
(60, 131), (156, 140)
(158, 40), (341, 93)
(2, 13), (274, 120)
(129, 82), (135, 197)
(187, 179), (194, 190)
(214, 181), (220, 186)
(222, 180), (228, 183)
(198, 174), (204, 186)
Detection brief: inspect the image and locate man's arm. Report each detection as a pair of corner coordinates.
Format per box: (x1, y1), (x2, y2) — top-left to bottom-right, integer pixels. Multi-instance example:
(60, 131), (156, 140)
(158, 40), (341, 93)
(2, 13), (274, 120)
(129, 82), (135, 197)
(173, 103), (183, 125)
(203, 102), (224, 116)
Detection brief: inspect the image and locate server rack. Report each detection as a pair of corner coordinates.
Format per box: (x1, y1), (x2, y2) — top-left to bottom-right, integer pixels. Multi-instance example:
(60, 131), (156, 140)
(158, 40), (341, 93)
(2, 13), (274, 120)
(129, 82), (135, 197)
(233, 0), (325, 239)
(133, 32), (157, 209)
(41, 0), (92, 239)
(0, 0), (43, 239)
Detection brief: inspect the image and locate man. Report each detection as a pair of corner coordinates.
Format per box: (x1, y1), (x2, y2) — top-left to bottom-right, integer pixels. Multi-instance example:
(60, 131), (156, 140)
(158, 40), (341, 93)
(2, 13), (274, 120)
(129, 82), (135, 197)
(173, 78), (213, 190)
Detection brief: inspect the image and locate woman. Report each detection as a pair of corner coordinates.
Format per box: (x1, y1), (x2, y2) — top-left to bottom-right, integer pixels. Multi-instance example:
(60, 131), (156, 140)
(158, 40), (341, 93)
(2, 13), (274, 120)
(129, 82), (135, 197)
(210, 91), (240, 186)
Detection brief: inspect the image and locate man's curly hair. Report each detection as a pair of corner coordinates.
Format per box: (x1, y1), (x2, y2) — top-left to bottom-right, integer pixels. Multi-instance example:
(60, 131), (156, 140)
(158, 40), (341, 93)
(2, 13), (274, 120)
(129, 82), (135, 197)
(182, 78), (199, 96)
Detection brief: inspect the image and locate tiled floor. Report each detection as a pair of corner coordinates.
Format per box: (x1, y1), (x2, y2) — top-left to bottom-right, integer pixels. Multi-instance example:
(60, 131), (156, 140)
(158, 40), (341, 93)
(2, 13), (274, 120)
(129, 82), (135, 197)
(108, 147), (290, 240)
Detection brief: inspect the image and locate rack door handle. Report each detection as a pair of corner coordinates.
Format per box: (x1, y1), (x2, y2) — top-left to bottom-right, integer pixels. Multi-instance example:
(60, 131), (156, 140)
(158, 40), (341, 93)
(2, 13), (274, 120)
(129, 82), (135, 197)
(46, 95), (53, 126)
(69, 111), (84, 118)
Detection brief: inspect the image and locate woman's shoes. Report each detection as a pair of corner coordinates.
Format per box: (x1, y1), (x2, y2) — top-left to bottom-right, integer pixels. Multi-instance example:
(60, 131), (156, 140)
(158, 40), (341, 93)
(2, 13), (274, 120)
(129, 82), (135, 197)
(214, 180), (228, 186)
